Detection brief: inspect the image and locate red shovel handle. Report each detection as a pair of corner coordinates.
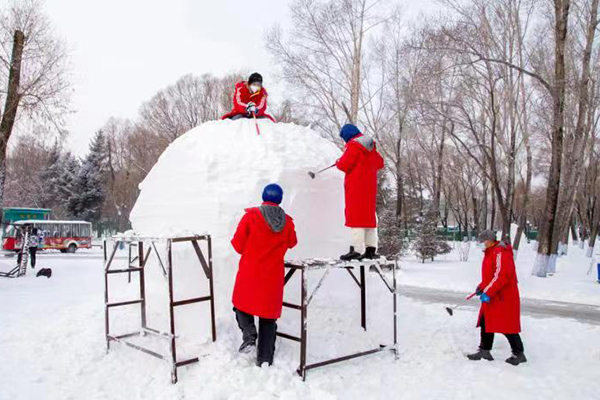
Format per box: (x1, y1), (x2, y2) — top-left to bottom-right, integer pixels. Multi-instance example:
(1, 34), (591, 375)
(466, 292), (477, 300)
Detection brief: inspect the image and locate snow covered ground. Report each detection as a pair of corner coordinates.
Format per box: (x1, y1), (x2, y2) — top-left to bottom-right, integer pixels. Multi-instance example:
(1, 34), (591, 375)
(399, 240), (600, 306)
(1, 248), (599, 400)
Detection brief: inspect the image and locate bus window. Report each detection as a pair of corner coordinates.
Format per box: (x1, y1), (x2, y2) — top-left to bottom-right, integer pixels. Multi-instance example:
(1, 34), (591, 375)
(61, 224), (72, 237)
(72, 224), (80, 237)
(83, 224), (91, 237)
(52, 224), (60, 238)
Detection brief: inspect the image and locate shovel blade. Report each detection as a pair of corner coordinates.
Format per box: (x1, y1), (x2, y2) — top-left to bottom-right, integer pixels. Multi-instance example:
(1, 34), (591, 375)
(308, 171), (316, 179)
(445, 307), (454, 316)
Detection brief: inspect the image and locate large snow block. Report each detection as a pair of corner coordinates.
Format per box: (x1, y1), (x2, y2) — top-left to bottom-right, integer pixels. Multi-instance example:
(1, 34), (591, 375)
(130, 119), (349, 310)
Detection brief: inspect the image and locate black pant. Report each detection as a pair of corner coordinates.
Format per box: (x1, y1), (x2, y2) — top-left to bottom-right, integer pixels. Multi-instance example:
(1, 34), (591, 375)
(234, 308), (277, 364)
(229, 113), (269, 120)
(480, 316), (524, 354)
(17, 247), (37, 268)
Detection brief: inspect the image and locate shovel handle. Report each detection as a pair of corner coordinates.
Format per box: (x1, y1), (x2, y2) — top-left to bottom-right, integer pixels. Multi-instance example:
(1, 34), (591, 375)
(466, 292), (477, 300)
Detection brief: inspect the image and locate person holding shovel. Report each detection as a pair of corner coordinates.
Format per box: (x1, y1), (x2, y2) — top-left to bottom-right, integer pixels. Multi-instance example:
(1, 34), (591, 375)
(221, 72), (275, 122)
(230, 183), (298, 367)
(336, 124), (384, 261)
(467, 230), (527, 366)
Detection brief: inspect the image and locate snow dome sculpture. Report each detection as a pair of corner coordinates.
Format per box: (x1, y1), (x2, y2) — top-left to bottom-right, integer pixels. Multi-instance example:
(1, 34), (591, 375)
(130, 119), (349, 310)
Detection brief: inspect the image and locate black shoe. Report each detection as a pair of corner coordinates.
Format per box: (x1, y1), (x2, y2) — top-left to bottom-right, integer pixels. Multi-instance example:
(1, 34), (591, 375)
(239, 338), (256, 354)
(467, 349), (494, 361)
(340, 246), (361, 261)
(505, 353), (527, 366)
(359, 246), (379, 260)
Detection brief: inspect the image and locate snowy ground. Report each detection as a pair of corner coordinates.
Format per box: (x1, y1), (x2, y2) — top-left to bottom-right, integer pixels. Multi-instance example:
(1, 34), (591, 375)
(398, 240), (600, 306)
(1, 247), (599, 400)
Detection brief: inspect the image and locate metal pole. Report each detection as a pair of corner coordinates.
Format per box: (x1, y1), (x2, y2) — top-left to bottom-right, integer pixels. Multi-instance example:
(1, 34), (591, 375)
(167, 239), (178, 383)
(139, 241), (147, 328)
(129, 242), (132, 281)
(393, 260), (398, 360)
(207, 236), (217, 342)
(104, 240), (118, 353)
(360, 265), (366, 331)
(299, 266), (307, 381)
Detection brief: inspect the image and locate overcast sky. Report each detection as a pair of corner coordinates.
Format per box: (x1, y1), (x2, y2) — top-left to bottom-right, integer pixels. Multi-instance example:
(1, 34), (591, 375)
(8, 0), (435, 155)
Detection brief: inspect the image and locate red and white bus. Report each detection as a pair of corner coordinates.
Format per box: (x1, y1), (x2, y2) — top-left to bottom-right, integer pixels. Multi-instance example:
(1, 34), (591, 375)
(3, 220), (92, 253)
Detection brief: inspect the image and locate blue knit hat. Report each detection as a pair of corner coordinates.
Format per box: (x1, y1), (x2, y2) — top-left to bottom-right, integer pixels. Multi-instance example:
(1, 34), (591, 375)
(262, 183), (283, 204)
(340, 124), (361, 143)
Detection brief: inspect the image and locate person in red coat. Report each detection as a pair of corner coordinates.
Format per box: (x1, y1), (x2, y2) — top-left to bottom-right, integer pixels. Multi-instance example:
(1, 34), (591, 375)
(467, 230), (527, 366)
(221, 72), (275, 122)
(336, 124), (384, 260)
(230, 183), (298, 366)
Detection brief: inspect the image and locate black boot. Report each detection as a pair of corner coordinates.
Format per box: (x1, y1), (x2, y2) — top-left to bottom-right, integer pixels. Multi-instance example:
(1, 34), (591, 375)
(340, 246), (361, 261)
(239, 338), (256, 353)
(359, 246), (379, 260)
(505, 353), (527, 366)
(467, 348), (494, 361)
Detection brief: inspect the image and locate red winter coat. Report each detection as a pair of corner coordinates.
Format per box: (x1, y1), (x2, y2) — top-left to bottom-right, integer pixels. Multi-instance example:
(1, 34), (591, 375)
(477, 241), (521, 334)
(231, 202), (297, 319)
(221, 81), (275, 122)
(336, 134), (384, 228)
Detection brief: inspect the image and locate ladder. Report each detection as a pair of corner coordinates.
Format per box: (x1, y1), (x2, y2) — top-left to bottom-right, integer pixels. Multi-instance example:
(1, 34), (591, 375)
(17, 230), (30, 277)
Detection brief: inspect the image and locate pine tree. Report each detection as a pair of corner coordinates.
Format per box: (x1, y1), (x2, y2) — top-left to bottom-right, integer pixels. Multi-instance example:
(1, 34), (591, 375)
(68, 131), (107, 224)
(39, 140), (62, 209)
(412, 206), (451, 263)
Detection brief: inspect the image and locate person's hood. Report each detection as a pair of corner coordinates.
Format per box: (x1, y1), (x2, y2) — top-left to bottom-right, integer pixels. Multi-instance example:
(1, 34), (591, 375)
(353, 134), (375, 151)
(259, 203), (286, 233)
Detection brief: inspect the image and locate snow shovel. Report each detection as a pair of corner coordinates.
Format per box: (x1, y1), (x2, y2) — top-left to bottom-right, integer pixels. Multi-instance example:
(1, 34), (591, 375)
(445, 292), (477, 316)
(308, 164), (336, 179)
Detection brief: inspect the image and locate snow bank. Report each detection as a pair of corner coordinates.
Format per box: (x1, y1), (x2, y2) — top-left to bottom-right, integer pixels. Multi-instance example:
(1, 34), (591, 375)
(130, 119), (349, 311)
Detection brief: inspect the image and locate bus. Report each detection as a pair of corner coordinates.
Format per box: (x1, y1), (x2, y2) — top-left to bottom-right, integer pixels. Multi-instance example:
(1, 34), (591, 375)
(3, 220), (92, 253)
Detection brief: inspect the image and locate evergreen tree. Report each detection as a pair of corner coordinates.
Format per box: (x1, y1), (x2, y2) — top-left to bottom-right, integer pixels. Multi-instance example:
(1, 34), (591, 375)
(412, 206), (451, 263)
(39, 140), (62, 209)
(68, 131), (107, 224)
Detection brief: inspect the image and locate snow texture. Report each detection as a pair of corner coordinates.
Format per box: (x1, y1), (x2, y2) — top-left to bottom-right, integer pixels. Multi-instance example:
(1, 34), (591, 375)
(130, 119), (349, 313)
(1, 249), (599, 400)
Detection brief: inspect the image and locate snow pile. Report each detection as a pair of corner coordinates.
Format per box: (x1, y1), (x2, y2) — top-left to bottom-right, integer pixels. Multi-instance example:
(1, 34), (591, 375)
(130, 119), (349, 310)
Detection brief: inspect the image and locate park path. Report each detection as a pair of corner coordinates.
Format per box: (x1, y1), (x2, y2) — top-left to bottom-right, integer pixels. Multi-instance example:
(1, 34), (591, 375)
(399, 284), (600, 325)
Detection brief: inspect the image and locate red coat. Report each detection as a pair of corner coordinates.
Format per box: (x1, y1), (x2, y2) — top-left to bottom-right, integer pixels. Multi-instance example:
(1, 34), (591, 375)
(221, 81), (275, 122)
(336, 134), (384, 228)
(231, 203), (297, 319)
(477, 241), (521, 333)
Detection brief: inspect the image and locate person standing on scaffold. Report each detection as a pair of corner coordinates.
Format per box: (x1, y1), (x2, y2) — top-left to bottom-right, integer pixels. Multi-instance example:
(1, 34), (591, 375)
(336, 124), (384, 261)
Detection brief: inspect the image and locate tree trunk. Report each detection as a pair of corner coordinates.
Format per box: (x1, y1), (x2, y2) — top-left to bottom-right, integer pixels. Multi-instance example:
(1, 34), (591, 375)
(0, 30), (25, 224)
(533, 0), (571, 277)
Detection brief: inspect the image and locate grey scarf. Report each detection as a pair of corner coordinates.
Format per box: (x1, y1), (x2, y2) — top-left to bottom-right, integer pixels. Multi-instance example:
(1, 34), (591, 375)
(259, 205), (287, 233)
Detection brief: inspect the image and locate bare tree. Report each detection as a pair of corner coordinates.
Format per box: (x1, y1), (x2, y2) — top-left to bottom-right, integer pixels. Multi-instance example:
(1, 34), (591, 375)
(0, 0), (70, 219)
(267, 0), (395, 139)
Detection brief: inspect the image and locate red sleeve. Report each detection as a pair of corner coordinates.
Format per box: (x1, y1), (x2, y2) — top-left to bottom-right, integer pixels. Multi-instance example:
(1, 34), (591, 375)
(232, 83), (248, 114)
(336, 143), (360, 173)
(374, 146), (384, 170)
(231, 212), (252, 254)
(287, 218), (298, 249)
(482, 250), (513, 297)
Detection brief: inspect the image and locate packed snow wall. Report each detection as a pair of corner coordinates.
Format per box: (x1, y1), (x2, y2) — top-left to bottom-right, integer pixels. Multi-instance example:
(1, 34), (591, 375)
(129, 119), (349, 315)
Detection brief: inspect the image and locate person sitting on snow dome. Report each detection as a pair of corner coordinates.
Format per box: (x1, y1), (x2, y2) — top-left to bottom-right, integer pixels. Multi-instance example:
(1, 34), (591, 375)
(336, 124), (384, 261)
(221, 72), (275, 122)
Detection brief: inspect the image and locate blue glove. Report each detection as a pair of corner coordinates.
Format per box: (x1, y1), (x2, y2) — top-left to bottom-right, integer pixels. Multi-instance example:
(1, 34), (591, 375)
(479, 293), (490, 303)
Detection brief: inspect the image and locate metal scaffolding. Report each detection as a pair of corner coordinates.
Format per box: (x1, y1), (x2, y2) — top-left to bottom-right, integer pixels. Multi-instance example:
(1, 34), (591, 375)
(103, 234), (217, 383)
(277, 259), (398, 380)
